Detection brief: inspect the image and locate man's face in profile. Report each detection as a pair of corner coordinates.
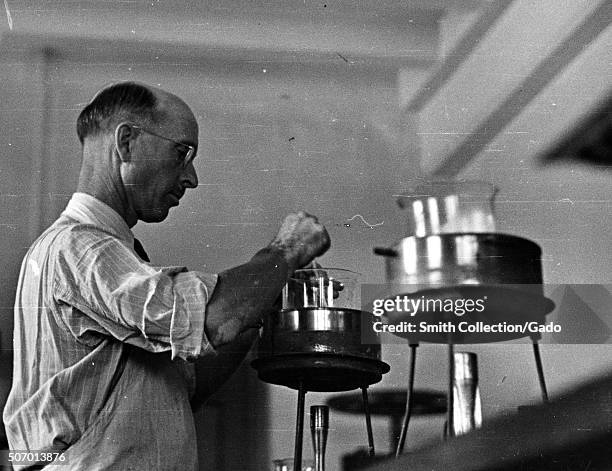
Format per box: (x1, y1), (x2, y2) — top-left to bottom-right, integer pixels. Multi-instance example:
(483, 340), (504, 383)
(123, 97), (199, 223)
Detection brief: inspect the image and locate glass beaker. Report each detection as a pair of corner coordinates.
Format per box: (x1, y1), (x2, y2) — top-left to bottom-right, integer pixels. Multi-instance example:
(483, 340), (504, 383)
(282, 268), (360, 311)
(397, 180), (497, 237)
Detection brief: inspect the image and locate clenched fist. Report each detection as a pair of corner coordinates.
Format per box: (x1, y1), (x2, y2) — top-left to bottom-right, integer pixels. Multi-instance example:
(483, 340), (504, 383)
(268, 211), (331, 272)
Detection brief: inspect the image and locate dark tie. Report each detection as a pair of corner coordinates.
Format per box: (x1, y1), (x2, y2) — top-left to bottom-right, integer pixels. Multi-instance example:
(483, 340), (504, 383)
(133, 238), (150, 262)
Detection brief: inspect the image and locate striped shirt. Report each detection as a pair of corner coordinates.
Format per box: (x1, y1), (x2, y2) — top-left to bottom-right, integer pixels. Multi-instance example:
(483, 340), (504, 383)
(3, 193), (218, 470)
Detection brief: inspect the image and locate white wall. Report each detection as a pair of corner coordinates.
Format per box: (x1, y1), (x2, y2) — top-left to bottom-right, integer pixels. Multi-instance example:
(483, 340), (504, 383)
(2, 1), (609, 469)
(0, 33), (433, 469)
(382, 0), (612, 460)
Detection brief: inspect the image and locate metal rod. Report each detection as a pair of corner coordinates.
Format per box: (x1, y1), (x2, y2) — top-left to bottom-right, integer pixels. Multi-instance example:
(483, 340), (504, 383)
(395, 343), (418, 457)
(532, 340), (549, 403)
(294, 382), (306, 470)
(311, 405), (329, 471)
(447, 342), (455, 438)
(361, 387), (375, 457)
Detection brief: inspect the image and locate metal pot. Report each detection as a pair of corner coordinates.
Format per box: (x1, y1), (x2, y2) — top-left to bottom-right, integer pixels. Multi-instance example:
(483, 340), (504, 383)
(373, 233), (555, 343)
(375, 233), (545, 288)
(252, 308), (389, 392)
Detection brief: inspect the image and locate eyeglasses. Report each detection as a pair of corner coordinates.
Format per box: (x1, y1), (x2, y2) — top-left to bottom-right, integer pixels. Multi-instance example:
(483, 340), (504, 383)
(131, 124), (196, 169)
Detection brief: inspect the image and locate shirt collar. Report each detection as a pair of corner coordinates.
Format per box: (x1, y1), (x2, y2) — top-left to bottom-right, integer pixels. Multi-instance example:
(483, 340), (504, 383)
(61, 192), (134, 244)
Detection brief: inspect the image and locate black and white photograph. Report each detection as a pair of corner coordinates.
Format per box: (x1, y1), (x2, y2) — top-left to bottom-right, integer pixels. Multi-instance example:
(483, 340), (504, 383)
(0, 1), (610, 470)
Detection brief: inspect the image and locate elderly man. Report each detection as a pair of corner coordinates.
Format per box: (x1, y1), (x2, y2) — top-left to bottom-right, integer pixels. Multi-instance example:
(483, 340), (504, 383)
(3, 82), (330, 469)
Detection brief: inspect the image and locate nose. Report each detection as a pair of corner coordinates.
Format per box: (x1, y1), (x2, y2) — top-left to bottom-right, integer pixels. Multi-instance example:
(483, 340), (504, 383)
(182, 161), (198, 189)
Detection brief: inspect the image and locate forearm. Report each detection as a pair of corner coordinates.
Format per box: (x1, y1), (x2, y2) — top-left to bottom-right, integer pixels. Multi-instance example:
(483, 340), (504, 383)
(204, 247), (289, 348)
(191, 328), (259, 409)
(190, 211), (329, 404)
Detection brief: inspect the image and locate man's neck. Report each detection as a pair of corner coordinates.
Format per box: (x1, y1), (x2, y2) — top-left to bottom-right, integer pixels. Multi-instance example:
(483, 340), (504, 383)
(76, 186), (137, 228)
(77, 140), (138, 228)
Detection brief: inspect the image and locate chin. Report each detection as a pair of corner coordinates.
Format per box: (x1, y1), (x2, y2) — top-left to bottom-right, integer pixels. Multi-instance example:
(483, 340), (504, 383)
(139, 207), (170, 223)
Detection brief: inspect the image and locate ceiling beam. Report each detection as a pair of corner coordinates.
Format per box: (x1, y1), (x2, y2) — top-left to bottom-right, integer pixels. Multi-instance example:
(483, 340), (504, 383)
(432, 1), (612, 177)
(406, 0), (514, 112)
(407, 0), (611, 176)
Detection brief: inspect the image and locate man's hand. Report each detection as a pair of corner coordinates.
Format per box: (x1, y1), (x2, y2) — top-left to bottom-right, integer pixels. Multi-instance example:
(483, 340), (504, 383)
(268, 211), (331, 273)
(196, 210), (330, 402)
(203, 211), (329, 349)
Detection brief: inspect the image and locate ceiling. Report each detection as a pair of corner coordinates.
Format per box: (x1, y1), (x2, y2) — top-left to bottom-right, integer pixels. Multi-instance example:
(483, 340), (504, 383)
(0, 0), (492, 60)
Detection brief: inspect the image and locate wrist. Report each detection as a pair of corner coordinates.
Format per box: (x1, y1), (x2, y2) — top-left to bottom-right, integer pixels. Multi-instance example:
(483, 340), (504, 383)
(253, 245), (296, 274)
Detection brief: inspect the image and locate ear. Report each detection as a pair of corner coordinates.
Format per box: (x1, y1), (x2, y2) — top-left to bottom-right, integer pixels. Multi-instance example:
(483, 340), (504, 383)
(114, 123), (134, 163)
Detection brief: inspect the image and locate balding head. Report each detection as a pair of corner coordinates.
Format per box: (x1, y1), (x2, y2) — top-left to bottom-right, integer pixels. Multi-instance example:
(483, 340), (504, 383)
(77, 82), (164, 144)
(76, 82), (199, 227)
(77, 82), (197, 146)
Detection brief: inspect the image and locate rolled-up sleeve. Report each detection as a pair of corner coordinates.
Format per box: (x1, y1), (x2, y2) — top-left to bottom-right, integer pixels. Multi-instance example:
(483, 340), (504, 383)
(52, 226), (218, 361)
(167, 270), (218, 360)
